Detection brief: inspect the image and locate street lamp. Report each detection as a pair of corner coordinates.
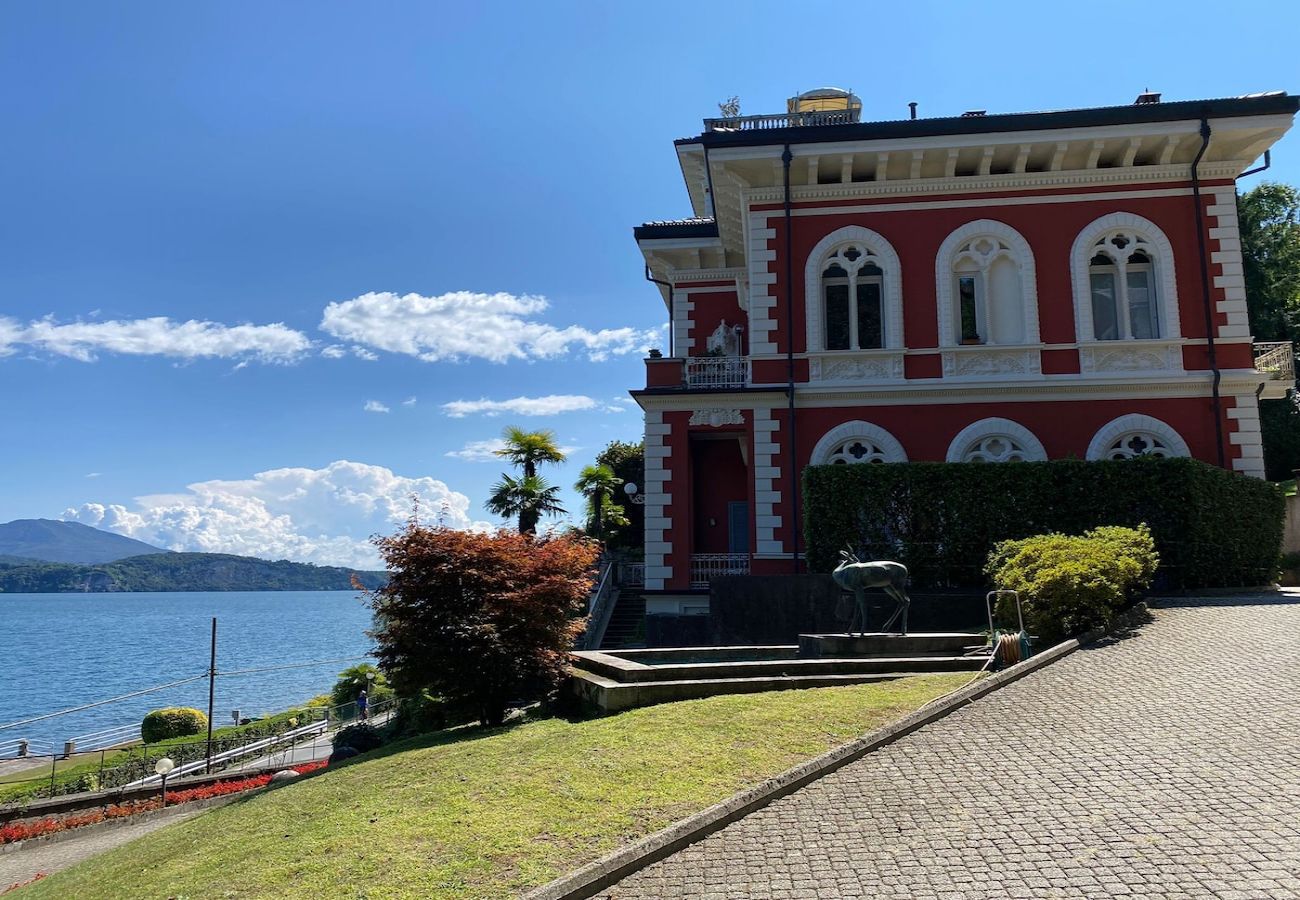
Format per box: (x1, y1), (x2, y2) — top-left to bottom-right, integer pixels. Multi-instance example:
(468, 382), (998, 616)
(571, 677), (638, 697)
(155, 757), (175, 807)
(623, 482), (644, 505)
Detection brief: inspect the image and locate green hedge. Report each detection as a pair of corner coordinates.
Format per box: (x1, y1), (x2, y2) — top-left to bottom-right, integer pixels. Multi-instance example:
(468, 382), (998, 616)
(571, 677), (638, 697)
(803, 458), (1283, 589)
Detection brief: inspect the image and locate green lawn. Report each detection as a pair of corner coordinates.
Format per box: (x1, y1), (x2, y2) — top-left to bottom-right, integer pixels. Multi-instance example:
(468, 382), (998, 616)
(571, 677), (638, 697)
(20, 674), (972, 900)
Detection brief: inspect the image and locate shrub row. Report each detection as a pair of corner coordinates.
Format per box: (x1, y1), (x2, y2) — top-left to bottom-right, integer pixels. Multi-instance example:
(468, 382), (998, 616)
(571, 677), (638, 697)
(803, 458), (1284, 589)
(987, 525), (1158, 644)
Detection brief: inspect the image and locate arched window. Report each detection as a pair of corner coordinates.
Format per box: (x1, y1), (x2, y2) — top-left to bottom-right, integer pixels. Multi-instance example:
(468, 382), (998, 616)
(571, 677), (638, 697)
(945, 418), (1048, 463)
(935, 220), (1039, 347)
(804, 226), (904, 352)
(810, 420), (908, 464)
(1085, 414), (1190, 461)
(821, 244), (884, 351)
(1072, 214), (1180, 344)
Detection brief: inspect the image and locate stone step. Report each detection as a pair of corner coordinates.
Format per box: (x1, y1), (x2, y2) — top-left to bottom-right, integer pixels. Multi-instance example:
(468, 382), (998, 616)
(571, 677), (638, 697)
(574, 651), (987, 683)
(798, 632), (984, 659)
(570, 669), (970, 713)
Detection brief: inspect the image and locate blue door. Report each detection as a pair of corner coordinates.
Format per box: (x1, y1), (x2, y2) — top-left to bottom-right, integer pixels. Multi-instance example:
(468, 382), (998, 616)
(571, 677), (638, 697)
(727, 501), (750, 554)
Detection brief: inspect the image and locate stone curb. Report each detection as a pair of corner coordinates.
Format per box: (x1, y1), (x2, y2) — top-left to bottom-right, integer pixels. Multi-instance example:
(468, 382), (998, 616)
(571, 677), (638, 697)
(525, 623), (1116, 900)
(0, 794), (241, 857)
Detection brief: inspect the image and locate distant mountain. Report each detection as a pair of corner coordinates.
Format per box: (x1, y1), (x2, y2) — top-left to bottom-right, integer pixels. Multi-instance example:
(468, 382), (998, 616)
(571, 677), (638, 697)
(0, 519), (165, 564)
(0, 552), (387, 593)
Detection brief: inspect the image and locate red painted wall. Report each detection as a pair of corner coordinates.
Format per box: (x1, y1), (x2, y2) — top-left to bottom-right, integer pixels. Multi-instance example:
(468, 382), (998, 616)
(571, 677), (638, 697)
(757, 182), (1230, 359)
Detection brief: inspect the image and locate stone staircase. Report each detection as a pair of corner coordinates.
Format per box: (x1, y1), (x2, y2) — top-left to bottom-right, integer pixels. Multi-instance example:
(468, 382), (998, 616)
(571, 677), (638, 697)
(599, 594), (646, 649)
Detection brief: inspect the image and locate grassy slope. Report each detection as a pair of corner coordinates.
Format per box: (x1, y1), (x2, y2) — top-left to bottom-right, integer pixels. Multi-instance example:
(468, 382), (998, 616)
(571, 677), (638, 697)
(22, 675), (972, 900)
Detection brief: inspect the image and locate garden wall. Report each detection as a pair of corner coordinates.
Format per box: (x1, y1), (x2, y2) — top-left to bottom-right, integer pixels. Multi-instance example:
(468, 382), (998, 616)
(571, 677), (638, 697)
(803, 458), (1284, 589)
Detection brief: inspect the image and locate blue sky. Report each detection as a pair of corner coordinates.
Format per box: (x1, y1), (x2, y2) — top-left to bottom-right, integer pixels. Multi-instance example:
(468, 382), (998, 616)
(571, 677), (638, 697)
(2, 1), (1298, 566)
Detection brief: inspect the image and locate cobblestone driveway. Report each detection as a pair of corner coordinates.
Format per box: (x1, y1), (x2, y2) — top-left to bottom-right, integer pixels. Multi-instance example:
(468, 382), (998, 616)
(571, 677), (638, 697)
(605, 595), (1300, 899)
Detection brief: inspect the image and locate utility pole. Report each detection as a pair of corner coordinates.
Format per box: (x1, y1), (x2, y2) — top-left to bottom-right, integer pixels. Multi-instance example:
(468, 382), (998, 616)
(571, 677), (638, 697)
(204, 617), (216, 774)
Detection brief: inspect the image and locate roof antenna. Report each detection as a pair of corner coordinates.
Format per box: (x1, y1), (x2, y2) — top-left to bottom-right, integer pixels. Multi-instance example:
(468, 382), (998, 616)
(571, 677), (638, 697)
(908, 101), (918, 120)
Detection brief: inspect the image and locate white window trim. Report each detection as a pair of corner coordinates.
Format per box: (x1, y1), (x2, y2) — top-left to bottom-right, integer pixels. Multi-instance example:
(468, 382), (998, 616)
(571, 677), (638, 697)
(935, 219), (1040, 348)
(945, 417), (1048, 463)
(810, 420), (908, 465)
(805, 226), (904, 352)
(1071, 213), (1181, 344)
(1085, 413), (1190, 461)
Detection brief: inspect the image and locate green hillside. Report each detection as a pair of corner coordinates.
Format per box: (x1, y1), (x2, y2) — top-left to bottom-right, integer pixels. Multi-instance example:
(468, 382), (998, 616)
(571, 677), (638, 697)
(0, 552), (386, 593)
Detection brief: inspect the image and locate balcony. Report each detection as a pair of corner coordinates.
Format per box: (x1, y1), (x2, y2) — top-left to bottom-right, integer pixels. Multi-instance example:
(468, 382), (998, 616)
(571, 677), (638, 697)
(1255, 341), (1295, 399)
(685, 356), (749, 389)
(703, 109), (861, 132)
(690, 553), (750, 587)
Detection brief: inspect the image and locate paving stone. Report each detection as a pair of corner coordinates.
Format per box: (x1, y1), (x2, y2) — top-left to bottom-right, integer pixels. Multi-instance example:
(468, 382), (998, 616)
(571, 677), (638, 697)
(601, 595), (1300, 899)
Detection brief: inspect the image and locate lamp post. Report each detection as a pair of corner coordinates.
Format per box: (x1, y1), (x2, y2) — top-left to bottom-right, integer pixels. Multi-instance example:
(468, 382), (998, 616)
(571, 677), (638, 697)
(155, 757), (175, 807)
(623, 482), (644, 505)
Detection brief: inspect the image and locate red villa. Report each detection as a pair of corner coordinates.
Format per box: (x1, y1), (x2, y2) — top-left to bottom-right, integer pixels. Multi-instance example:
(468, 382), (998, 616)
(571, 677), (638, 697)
(631, 88), (1298, 606)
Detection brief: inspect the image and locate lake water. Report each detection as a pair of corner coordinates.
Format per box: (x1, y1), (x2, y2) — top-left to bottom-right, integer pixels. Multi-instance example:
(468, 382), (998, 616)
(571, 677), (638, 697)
(0, 591), (375, 753)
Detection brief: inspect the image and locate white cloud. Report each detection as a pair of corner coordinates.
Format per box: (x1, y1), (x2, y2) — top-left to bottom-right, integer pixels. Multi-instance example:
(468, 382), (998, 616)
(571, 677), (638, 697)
(402, 396), (417, 407)
(64, 460), (489, 569)
(0, 315), (311, 363)
(363, 400), (390, 414)
(441, 394), (624, 418)
(84, 472), (101, 479)
(445, 438), (507, 462)
(319, 291), (661, 364)
(320, 345), (347, 359)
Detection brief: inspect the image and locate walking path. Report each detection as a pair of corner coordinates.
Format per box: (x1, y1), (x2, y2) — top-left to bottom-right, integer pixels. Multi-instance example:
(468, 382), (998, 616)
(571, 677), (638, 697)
(0, 805), (206, 889)
(604, 594), (1300, 899)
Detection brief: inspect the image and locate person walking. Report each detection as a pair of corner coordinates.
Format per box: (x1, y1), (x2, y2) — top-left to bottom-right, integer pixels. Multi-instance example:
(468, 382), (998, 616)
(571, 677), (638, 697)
(356, 688), (369, 722)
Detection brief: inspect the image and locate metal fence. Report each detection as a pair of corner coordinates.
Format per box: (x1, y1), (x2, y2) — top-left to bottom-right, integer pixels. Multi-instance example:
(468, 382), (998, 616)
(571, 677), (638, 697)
(0, 697), (394, 806)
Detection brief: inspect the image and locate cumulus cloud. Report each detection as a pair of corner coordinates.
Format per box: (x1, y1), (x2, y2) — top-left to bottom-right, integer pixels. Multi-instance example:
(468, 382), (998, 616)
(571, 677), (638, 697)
(441, 394), (624, 418)
(363, 400), (390, 414)
(445, 439), (507, 462)
(64, 460), (488, 569)
(319, 291), (661, 364)
(0, 315), (311, 363)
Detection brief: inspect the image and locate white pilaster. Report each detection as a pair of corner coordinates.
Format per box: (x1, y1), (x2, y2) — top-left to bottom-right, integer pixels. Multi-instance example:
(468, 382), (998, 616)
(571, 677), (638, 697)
(642, 410), (671, 589)
(747, 211), (778, 355)
(752, 409), (784, 555)
(1228, 394), (1267, 479)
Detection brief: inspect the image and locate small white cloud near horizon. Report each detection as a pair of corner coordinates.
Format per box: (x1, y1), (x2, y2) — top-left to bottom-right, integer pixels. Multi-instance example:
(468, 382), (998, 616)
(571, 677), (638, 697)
(64, 460), (492, 569)
(441, 394), (625, 418)
(0, 315), (311, 364)
(363, 400), (391, 414)
(319, 291), (661, 364)
(445, 438), (507, 462)
(84, 472), (101, 479)
(402, 396), (417, 406)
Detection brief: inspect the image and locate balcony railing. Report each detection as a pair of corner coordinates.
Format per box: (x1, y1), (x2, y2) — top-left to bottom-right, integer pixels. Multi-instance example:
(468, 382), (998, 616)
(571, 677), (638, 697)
(685, 356), (748, 389)
(690, 553), (750, 587)
(703, 109), (862, 132)
(1254, 341), (1295, 383)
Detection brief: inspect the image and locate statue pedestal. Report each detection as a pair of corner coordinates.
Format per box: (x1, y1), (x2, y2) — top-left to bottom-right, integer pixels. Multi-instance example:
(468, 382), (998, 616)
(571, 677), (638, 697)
(798, 632), (980, 659)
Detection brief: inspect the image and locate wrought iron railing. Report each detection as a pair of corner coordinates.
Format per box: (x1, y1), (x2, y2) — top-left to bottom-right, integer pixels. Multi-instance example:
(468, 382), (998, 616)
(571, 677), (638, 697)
(690, 553), (750, 587)
(703, 109), (861, 132)
(1254, 341), (1295, 382)
(685, 356), (748, 389)
(618, 562), (645, 588)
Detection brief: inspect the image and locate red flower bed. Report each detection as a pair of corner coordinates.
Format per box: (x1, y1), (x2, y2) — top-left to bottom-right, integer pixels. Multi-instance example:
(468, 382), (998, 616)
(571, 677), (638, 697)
(0, 760), (327, 846)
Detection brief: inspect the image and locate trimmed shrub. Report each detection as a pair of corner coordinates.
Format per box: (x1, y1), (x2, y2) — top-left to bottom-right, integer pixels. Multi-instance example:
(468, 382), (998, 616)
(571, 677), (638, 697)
(803, 458), (1283, 589)
(141, 707), (208, 744)
(986, 525), (1158, 644)
(331, 723), (383, 754)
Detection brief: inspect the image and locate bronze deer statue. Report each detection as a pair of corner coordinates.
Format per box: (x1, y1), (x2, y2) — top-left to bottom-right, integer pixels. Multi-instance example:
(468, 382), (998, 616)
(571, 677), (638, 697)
(831, 548), (912, 636)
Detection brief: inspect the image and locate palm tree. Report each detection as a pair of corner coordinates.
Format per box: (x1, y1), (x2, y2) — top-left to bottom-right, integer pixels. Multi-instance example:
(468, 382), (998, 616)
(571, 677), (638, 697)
(574, 464), (623, 539)
(494, 427), (566, 479)
(486, 474), (567, 534)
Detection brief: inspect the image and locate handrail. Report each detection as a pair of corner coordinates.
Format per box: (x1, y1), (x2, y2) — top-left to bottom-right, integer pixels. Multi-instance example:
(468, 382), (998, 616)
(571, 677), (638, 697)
(581, 558), (620, 651)
(685, 356), (748, 388)
(1254, 341), (1295, 382)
